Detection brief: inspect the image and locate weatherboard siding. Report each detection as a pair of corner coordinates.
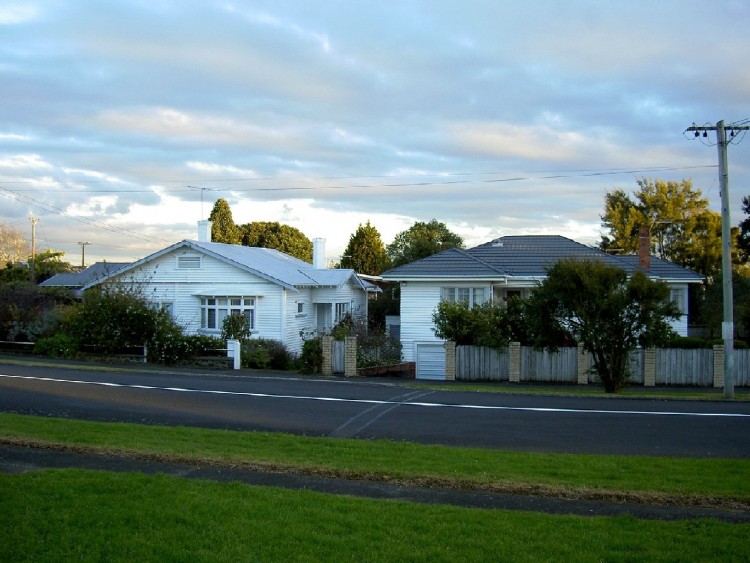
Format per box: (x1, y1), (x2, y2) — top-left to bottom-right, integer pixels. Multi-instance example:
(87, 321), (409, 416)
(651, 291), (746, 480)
(399, 283), (444, 362)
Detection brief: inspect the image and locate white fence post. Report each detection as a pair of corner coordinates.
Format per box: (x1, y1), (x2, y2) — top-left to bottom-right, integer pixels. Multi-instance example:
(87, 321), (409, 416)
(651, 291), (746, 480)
(226, 339), (241, 370)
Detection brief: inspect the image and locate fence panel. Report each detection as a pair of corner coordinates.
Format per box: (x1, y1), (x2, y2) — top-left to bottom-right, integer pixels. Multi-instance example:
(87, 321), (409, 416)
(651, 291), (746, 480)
(654, 348), (713, 386)
(456, 346), (508, 381)
(734, 349), (750, 387)
(332, 340), (345, 374)
(522, 347), (577, 383)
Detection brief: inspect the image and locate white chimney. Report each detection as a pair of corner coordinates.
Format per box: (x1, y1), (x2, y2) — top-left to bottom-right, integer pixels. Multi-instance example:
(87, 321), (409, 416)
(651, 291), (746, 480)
(313, 238), (326, 268)
(198, 220), (212, 243)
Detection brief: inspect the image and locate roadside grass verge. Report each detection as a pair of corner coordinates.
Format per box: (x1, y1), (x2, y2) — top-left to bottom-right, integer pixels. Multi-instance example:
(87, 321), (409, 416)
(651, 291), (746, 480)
(1, 413), (748, 507)
(408, 381), (750, 400)
(2, 469), (749, 562)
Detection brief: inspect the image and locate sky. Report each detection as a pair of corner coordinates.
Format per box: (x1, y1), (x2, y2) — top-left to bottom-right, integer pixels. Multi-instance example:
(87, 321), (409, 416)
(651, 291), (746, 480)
(1, 1), (749, 266)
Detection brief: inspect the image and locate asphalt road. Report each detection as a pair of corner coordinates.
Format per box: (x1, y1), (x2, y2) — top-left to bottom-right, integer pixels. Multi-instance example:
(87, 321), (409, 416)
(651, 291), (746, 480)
(0, 360), (749, 458)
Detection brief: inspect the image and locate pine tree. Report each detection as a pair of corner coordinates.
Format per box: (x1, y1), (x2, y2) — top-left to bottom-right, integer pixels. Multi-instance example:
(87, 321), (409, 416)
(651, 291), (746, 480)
(341, 221), (391, 275)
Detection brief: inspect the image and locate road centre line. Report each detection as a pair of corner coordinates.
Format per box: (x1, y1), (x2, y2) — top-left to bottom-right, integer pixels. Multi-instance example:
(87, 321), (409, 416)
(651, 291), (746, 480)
(2, 374), (749, 419)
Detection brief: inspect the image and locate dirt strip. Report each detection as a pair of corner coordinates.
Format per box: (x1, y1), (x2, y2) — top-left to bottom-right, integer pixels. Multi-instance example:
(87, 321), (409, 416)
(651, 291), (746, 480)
(1, 439), (748, 523)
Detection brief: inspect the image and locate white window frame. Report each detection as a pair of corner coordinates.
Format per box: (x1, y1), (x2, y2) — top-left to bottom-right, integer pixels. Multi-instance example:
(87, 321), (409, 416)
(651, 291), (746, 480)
(670, 288), (687, 315)
(149, 301), (174, 317)
(441, 287), (487, 308)
(334, 302), (350, 323)
(200, 296), (256, 332)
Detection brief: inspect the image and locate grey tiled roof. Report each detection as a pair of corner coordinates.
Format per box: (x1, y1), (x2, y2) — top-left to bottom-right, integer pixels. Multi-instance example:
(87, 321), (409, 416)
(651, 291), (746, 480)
(382, 235), (704, 282)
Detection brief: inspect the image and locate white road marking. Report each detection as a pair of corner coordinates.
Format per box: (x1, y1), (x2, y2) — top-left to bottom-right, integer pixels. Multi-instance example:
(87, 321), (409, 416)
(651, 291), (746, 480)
(1, 373), (749, 418)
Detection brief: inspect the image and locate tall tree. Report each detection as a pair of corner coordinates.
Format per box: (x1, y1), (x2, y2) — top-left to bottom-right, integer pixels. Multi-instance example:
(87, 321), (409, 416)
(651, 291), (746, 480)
(738, 195), (750, 264)
(387, 219), (464, 267)
(208, 199), (240, 244)
(340, 221), (391, 275)
(0, 223), (30, 266)
(526, 259), (680, 393)
(600, 178), (730, 279)
(239, 221), (313, 263)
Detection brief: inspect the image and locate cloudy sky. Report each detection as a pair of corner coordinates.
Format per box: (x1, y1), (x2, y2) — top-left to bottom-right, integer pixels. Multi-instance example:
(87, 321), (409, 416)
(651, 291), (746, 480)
(1, 1), (749, 266)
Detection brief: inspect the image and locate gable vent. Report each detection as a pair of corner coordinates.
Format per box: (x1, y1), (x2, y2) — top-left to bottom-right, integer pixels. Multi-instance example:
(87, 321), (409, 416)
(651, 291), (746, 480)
(178, 255), (201, 269)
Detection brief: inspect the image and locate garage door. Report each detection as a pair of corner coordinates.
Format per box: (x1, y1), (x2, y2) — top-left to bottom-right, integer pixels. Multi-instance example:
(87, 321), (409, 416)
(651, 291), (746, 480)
(415, 342), (446, 380)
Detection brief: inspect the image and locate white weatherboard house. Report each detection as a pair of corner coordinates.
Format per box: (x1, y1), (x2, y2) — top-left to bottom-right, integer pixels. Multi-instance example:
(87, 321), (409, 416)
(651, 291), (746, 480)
(381, 235), (704, 379)
(83, 221), (375, 355)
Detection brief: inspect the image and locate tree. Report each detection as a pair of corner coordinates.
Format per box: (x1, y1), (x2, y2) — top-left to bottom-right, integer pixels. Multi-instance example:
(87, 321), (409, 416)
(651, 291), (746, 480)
(340, 221), (391, 275)
(738, 195), (750, 264)
(0, 224), (30, 266)
(33, 250), (72, 283)
(600, 178), (731, 279)
(387, 219), (464, 267)
(208, 198), (241, 244)
(239, 221), (313, 263)
(525, 259), (680, 393)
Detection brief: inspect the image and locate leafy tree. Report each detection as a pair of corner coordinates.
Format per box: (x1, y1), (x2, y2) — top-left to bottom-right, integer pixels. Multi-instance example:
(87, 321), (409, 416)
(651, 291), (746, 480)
(387, 219), (464, 267)
(239, 221), (313, 263)
(341, 221), (391, 275)
(738, 195), (750, 264)
(32, 250), (72, 283)
(0, 224), (30, 265)
(525, 259), (680, 393)
(208, 198), (241, 244)
(600, 178), (731, 279)
(694, 271), (750, 341)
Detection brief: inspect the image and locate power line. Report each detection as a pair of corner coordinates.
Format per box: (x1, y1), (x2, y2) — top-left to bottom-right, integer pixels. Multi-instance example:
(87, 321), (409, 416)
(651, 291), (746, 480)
(0, 164), (718, 192)
(0, 185), (173, 245)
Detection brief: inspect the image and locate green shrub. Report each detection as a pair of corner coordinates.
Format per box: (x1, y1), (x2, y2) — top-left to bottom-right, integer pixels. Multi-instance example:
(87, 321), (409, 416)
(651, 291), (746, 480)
(298, 337), (322, 374)
(221, 314), (250, 341)
(240, 340), (271, 369)
(33, 333), (79, 359)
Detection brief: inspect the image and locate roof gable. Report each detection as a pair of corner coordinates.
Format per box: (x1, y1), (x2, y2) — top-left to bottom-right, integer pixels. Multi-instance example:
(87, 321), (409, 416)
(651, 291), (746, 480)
(83, 240), (366, 291)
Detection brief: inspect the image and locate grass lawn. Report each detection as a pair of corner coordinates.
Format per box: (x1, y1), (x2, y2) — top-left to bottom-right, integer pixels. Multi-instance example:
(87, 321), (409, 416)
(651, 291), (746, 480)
(1, 413), (749, 506)
(2, 469), (748, 562)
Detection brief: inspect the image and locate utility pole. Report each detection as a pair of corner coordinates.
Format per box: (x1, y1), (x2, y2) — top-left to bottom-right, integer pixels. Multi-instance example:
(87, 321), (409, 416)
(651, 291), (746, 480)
(78, 241), (91, 269)
(686, 120), (750, 399)
(29, 216), (38, 283)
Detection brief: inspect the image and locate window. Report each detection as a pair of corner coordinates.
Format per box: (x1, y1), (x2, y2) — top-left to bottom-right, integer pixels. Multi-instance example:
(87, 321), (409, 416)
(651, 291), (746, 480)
(149, 301), (174, 316)
(200, 296), (256, 331)
(441, 287), (487, 308)
(297, 302), (305, 315)
(335, 302), (350, 322)
(178, 255), (201, 269)
(670, 288), (686, 314)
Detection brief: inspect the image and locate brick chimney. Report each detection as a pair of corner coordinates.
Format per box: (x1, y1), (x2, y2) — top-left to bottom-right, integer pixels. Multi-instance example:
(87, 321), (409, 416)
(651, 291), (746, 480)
(638, 226), (650, 269)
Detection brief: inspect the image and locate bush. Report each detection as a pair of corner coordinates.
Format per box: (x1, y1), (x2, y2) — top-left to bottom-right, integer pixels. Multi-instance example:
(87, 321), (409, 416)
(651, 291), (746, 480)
(33, 333), (79, 359)
(221, 314), (250, 341)
(298, 337), (322, 374)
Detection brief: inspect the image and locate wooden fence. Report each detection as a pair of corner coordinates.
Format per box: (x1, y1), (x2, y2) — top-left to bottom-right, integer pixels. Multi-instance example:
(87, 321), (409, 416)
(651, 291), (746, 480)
(455, 344), (749, 387)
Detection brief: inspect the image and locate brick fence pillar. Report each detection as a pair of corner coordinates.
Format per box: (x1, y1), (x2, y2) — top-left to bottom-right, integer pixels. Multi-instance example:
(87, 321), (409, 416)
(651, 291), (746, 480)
(508, 342), (521, 383)
(713, 345), (725, 389)
(444, 341), (456, 381)
(643, 348), (656, 387)
(321, 335), (333, 376)
(576, 343), (589, 385)
(344, 336), (357, 377)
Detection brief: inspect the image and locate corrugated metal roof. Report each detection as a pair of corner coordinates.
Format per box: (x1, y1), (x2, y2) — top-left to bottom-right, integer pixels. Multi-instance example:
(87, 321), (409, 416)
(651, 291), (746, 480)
(40, 262), (130, 288)
(82, 240), (365, 291)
